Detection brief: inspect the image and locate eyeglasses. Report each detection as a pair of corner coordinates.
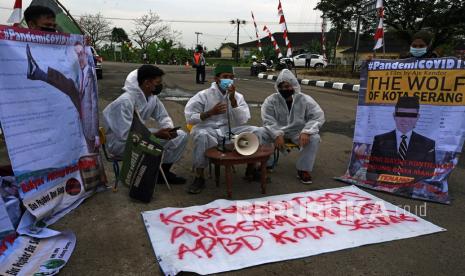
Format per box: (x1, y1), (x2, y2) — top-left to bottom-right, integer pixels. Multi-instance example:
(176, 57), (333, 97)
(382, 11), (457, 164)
(395, 112), (418, 118)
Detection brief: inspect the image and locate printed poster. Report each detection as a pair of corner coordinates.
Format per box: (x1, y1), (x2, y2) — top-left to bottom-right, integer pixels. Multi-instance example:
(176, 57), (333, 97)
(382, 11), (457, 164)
(339, 58), (465, 203)
(0, 25), (103, 228)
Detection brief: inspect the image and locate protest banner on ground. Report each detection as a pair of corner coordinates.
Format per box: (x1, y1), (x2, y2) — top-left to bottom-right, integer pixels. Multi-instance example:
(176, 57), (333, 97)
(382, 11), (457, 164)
(142, 186), (445, 275)
(0, 25), (103, 229)
(0, 230), (75, 276)
(338, 58), (465, 203)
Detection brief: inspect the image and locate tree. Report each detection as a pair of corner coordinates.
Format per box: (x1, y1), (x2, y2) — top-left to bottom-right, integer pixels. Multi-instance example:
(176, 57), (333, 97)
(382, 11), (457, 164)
(383, 0), (465, 49)
(315, 0), (359, 62)
(111, 27), (129, 43)
(78, 13), (112, 49)
(132, 11), (172, 51)
(316, 0), (465, 51)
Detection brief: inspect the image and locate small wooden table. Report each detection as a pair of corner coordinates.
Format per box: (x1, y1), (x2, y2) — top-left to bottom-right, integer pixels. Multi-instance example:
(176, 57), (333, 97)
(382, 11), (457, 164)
(205, 145), (274, 198)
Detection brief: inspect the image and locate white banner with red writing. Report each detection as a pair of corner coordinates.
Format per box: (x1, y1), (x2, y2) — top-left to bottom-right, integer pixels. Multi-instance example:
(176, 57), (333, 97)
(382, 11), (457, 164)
(0, 230), (75, 276)
(142, 186), (445, 275)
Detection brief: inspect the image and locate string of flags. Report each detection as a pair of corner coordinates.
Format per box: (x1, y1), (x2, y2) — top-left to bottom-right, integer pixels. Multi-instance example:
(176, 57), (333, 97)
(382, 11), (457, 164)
(373, 0), (384, 50)
(263, 25), (283, 58)
(277, 0), (292, 57)
(251, 11), (262, 53)
(7, 0), (22, 26)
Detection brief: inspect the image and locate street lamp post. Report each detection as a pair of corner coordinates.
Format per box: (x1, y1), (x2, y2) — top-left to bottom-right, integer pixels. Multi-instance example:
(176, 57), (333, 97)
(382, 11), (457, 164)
(352, 0), (378, 72)
(195, 32), (202, 46)
(230, 19), (246, 64)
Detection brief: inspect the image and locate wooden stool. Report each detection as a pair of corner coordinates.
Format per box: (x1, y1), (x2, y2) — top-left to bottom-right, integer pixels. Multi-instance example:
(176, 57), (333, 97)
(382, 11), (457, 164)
(205, 145), (274, 198)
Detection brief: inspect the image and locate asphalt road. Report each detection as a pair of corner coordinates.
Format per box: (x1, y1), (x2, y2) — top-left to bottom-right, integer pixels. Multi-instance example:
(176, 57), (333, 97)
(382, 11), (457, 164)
(3, 62), (465, 275)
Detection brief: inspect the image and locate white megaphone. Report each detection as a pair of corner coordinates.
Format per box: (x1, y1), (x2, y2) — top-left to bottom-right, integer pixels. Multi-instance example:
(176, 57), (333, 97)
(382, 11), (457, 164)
(232, 132), (259, 156)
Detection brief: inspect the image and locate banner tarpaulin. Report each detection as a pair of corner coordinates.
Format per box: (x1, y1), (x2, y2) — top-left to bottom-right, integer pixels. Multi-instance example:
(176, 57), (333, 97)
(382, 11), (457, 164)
(0, 25), (103, 228)
(142, 186), (444, 275)
(338, 58), (465, 203)
(0, 230), (75, 276)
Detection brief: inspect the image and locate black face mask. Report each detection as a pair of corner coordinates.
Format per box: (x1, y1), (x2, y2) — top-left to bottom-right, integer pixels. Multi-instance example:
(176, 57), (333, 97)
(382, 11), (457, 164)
(278, 89), (294, 99)
(152, 84), (163, 95)
(40, 26), (57, 32)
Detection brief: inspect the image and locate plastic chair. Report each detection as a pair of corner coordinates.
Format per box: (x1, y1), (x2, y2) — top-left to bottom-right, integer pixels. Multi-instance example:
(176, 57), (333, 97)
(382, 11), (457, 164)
(272, 142), (300, 169)
(99, 127), (122, 191)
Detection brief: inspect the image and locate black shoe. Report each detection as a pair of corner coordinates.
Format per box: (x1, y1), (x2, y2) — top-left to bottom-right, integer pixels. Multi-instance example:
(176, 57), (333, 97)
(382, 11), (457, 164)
(157, 171), (186, 185)
(166, 171), (187, 184)
(26, 44), (39, 79)
(244, 167), (271, 183)
(188, 177), (205, 194)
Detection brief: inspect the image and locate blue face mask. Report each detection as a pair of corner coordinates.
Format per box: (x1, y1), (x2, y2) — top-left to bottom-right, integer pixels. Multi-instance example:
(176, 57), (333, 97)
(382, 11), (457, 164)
(219, 79), (234, 91)
(410, 47), (427, 57)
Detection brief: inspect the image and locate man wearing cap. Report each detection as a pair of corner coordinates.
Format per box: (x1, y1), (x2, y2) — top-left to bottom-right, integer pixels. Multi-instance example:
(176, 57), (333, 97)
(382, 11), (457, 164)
(367, 95), (436, 194)
(184, 64), (263, 194)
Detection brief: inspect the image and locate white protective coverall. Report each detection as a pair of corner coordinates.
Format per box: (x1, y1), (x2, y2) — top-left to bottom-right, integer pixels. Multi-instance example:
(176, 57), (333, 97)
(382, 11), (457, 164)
(103, 70), (188, 163)
(185, 82), (262, 168)
(261, 69), (325, 171)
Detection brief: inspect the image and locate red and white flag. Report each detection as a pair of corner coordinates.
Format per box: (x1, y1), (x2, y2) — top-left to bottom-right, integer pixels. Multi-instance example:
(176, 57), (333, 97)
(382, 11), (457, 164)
(263, 25), (282, 58)
(373, 0), (384, 50)
(7, 0), (22, 25)
(251, 11), (262, 52)
(278, 0), (292, 57)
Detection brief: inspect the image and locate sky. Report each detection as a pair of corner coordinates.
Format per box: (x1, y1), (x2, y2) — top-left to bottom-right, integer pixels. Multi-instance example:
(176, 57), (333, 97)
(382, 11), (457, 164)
(0, 0), (324, 50)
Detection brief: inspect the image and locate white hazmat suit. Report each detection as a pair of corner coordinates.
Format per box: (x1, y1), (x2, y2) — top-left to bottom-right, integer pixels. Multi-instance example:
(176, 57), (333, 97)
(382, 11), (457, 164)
(185, 82), (262, 168)
(102, 69), (188, 164)
(261, 69), (325, 172)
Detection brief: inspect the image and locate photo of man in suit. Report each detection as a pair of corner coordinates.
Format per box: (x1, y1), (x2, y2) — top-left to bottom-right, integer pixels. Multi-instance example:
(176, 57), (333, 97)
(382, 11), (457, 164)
(26, 42), (99, 153)
(367, 95), (436, 195)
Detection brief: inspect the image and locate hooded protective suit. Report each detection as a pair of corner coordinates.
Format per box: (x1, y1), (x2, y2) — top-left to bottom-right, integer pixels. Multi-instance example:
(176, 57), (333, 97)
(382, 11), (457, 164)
(261, 69), (325, 171)
(185, 82), (262, 168)
(103, 69), (188, 164)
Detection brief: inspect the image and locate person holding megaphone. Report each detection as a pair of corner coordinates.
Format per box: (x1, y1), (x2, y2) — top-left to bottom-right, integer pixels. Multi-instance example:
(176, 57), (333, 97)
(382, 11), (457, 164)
(261, 69), (325, 184)
(185, 64), (264, 194)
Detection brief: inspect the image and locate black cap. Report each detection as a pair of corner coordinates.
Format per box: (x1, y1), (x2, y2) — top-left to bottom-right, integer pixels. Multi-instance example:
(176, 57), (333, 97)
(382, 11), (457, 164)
(396, 95), (419, 110)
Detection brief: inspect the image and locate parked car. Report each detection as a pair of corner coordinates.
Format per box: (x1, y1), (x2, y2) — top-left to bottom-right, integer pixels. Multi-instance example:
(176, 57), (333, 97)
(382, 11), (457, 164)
(89, 46), (103, 79)
(288, 53), (328, 69)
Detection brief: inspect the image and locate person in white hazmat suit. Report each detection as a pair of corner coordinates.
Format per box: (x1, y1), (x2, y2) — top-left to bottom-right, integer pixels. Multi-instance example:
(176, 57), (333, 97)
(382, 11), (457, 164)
(185, 64), (264, 194)
(261, 69), (325, 184)
(103, 65), (188, 184)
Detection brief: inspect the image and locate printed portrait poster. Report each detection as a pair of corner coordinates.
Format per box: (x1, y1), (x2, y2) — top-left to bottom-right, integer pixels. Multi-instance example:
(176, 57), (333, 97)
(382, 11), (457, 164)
(0, 26), (103, 229)
(339, 58), (465, 204)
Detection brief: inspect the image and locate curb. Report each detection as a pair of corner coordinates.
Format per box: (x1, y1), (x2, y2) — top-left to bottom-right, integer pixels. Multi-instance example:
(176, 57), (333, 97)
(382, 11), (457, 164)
(257, 73), (360, 93)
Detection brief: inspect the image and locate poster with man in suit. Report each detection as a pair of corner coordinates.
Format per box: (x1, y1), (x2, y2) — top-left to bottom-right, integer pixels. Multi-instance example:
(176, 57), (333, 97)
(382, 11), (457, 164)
(26, 41), (99, 153)
(339, 57), (465, 204)
(366, 95), (436, 195)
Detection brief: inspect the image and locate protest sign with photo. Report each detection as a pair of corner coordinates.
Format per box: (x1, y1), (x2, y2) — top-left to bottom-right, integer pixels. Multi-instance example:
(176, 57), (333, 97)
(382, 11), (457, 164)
(338, 58), (465, 203)
(142, 186), (445, 275)
(0, 25), (104, 229)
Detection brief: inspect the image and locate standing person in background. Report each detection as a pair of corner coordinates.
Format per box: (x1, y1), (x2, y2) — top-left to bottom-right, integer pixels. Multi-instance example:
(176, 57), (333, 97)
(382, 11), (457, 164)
(305, 53), (312, 70)
(143, 52), (148, 64)
(193, 45), (206, 84)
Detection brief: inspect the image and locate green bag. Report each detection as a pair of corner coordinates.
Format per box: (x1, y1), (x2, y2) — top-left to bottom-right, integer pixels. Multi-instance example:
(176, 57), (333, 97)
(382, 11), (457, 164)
(119, 112), (163, 202)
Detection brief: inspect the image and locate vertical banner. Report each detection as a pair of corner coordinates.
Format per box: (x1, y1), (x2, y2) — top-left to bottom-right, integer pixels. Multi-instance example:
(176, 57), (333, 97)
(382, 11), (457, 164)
(0, 25), (103, 228)
(338, 58), (465, 203)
